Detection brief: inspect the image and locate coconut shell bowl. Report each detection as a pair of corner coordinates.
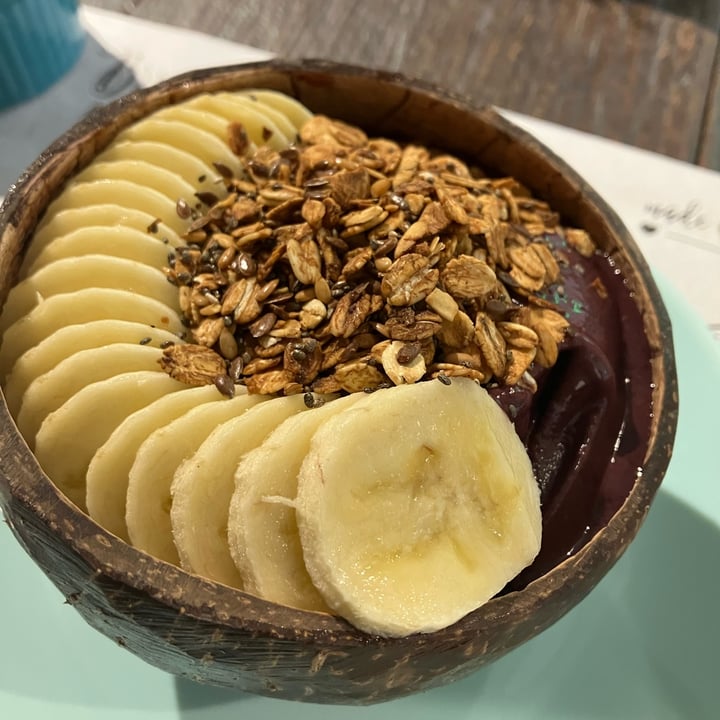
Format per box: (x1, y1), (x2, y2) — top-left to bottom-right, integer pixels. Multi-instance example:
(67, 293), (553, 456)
(0, 60), (677, 705)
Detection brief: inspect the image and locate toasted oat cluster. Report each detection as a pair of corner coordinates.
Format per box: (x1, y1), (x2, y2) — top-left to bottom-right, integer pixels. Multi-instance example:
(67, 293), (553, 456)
(161, 114), (596, 397)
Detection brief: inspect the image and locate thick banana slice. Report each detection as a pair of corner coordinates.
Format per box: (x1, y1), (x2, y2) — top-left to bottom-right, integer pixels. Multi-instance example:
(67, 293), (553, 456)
(21, 225), (173, 278)
(115, 119), (243, 177)
(125, 392), (266, 565)
(295, 378), (542, 637)
(171, 394), (311, 588)
(3, 320), (179, 417)
(15, 344), (165, 446)
(26, 204), (181, 271)
(86, 384), (226, 542)
(97, 140), (219, 191)
(0, 288), (183, 380)
(238, 89), (313, 133)
(33, 371), (186, 510)
(41, 179), (189, 235)
(228, 393), (363, 612)
(0, 255), (179, 333)
(74, 160), (198, 207)
(187, 94), (291, 150)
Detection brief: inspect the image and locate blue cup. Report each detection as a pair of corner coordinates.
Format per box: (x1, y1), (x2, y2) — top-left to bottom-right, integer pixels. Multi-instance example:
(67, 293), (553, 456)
(0, 0), (85, 110)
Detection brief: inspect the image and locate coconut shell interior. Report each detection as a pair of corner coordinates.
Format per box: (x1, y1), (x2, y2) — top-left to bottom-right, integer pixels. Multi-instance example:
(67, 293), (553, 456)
(0, 60), (677, 705)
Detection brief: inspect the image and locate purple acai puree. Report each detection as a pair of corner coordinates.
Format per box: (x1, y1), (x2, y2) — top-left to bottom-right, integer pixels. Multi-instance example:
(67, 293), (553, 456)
(490, 234), (654, 588)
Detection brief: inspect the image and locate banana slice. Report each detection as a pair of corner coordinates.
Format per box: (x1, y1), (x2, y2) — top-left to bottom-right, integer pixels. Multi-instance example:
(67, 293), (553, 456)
(170, 394), (311, 588)
(74, 160), (198, 207)
(191, 92), (296, 140)
(152, 105), (241, 144)
(187, 94), (291, 150)
(86, 384), (226, 542)
(0, 288), (183, 381)
(42, 179), (189, 235)
(15, 344), (165, 446)
(3, 320), (180, 417)
(115, 119), (243, 177)
(21, 225), (173, 278)
(0, 255), (179, 334)
(294, 378), (542, 637)
(228, 393), (363, 612)
(125, 392), (266, 565)
(26, 205), (180, 271)
(97, 140), (219, 190)
(238, 89), (313, 133)
(217, 92), (299, 140)
(33, 371), (186, 510)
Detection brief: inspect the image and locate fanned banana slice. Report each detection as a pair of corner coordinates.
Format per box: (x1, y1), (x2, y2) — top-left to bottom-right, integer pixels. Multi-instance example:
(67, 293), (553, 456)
(238, 89), (313, 133)
(0, 288), (183, 381)
(152, 105), (241, 144)
(16, 344), (165, 446)
(187, 94), (291, 150)
(228, 393), (364, 612)
(214, 92), (296, 143)
(21, 225), (174, 278)
(42, 179), (189, 235)
(295, 378), (542, 637)
(26, 205), (180, 271)
(3, 320), (179, 418)
(33, 371), (186, 510)
(86, 385), (226, 542)
(171, 394), (311, 588)
(74, 160), (198, 207)
(0, 255), (179, 334)
(97, 140), (219, 190)
(115, 119), (243, 177)
(126, 392), (266, 565)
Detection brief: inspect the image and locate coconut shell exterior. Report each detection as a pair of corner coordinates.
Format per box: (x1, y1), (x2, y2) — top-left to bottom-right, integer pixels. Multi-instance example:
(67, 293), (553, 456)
(0, 60), (677, 705)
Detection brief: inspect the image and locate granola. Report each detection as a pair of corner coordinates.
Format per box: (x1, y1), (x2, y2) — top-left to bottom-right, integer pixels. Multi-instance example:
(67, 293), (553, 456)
(162, 114), (597, 396)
